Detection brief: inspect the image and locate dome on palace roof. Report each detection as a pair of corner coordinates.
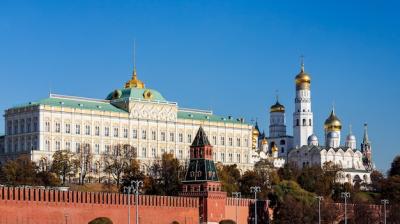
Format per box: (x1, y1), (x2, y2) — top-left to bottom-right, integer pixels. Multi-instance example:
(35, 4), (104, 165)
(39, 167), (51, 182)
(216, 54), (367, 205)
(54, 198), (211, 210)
(106, 87), (166, 102)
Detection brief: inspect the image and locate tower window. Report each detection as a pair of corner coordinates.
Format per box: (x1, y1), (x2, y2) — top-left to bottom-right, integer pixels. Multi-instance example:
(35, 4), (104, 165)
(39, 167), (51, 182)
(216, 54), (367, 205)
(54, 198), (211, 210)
(280, 140), (286, 145)
(296, 119), (299, 126)
(281, 147), (284, 153)
(309, 119), (312, 126)
(302, 119), (306, 126)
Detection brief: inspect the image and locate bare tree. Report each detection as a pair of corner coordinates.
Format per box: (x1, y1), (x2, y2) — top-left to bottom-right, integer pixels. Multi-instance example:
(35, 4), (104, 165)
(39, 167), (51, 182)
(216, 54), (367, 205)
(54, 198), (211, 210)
(102, 144), (137, 188)
(73, 143), (93, 185)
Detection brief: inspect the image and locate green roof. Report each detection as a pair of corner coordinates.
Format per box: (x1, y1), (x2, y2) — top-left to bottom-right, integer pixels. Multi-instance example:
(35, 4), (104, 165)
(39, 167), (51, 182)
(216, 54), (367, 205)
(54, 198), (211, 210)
(106, 88), (167, 102)
(11, 96), (127, 113)
(177, 111), (248, 125)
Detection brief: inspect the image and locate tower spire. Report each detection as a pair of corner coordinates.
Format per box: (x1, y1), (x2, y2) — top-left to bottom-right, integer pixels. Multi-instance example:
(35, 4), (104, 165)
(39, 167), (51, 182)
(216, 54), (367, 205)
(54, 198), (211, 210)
(125, 40), (145, 89)
(363, 123), (369, 143)
(300, 55), (305, 72)
(275, 89), (279, 102)
(349, 124), (353, 134)
(132, 39), (137, 80)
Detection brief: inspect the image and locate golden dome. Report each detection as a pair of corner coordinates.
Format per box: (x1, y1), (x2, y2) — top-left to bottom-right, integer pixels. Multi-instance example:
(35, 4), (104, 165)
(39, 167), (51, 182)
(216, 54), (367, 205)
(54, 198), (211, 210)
(125, 68), (145, 89)
(271, 144), (278, 153)
(270, 101), (285, 113)
(324, 109), (342, 131)
(261, 137), (268, 145)
(295, 63), (311, 90)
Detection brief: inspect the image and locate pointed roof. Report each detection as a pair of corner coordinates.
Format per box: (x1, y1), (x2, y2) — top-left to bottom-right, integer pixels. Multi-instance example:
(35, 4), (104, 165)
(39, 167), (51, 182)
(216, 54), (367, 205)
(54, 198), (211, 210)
(363, 123), (369, 143)
(191, 126), (211, 147)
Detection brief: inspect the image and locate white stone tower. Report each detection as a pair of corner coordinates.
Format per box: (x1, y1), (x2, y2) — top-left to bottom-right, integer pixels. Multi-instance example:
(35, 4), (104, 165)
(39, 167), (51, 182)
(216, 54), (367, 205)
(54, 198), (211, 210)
(324, 108), (342, 148)
(293, 61), (314, 148)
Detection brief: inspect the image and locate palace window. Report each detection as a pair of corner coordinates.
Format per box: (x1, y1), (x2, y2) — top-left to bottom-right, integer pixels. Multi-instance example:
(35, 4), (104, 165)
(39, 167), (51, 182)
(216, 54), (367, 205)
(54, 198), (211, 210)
(237, 154), (241, 163)
(7, 121), (12, 135)
(141, 147), (147, 158)
(33, 118), (38, 132)
(161, 132), (166, 141)
(20, 140), (25, 151)
(65, 124), (71, 134)
(132, 129), (137, 139)
(55, 141), (60, 151)
(151, 148), (156, 158)
(45, 121), (50, 132)
(114, 128), (119, 137)
(85, 125), (90, 135)
(55, 123), (60, 133)
(178, 150), (183, 159)
(228, 137), (233, 146)
(45, 140), (50, 151)
(75, 124), (80, 135)
(179, 133), (183, 143)
(65, 142), (71, 151)
(221, 153), (225, 162)
(142, 130), (147, 140)
(20, 119), (25, 133)
(170, 133), (175, 142)
(151, 131), (156, 140)
(236, 138), (241, 147)
(187, 134), (192, 143)
(14, 120), (19, 134)
(228, 153), (233, 162)
(104, 127), (110, 137)
(75, 143), (81, 153)
(220, 136), (225, 146)
(245, 138), (248, 147)
(95, 144), (100, 154)
(105, 145), (111, 153)
(95, 126), (100, 136)
(213, 152), (216, 160)
(123, 128), (128, 138)
(161, 148), (165, 155)
(212, 136), (217, 145)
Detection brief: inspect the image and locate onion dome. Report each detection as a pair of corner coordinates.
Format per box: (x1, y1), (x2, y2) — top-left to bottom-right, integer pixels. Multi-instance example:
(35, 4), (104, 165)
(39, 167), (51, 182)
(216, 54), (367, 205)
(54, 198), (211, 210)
(271, 144), (278, 153)
(324, 109), (342, 131)
(261, 137), (268, 145)
(295, 62), (311, 90)
(270, 100), (285, 113)
(308, 134), (318, 146)
(346, 134), (356, 141)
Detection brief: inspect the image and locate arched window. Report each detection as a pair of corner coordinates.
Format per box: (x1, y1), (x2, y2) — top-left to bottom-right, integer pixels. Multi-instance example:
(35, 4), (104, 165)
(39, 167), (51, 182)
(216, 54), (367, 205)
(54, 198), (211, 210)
(281, 147), (284, 153)
(296, 119), (299, 126)
(309, 119), (312, 126)
(302, 119), (306, 126)
(280, 140), (285, 145)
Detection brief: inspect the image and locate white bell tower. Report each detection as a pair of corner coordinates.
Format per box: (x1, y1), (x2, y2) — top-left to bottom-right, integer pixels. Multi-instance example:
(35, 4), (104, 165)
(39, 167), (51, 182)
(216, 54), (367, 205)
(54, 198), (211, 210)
(293, 60), (314, 148)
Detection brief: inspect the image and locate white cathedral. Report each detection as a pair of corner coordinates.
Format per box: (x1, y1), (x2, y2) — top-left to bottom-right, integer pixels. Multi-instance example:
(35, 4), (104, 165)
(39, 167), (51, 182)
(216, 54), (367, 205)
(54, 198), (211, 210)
(255, 62), (373, 185)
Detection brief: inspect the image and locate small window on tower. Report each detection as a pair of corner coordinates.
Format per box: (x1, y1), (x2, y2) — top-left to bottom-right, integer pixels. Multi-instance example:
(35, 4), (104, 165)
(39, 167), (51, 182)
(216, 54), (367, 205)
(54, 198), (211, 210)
(302, 119), (306, 126)
(309, 119), (312, 126)
(296, 119), (299, 126)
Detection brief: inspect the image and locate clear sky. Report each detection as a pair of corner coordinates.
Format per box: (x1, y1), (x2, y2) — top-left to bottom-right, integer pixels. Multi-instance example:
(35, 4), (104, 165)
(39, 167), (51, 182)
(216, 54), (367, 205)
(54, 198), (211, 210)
(1, 0), (399, 172)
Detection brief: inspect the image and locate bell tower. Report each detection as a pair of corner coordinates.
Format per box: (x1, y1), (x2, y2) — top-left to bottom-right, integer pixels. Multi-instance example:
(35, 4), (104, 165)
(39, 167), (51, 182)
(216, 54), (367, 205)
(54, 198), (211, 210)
(180, 126), (227, 223)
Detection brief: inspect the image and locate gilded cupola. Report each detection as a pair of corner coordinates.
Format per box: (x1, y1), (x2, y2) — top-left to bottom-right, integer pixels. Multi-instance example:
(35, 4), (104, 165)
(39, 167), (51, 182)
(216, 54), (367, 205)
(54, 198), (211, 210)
(324, 109), (342, 132)
(295, 62), (311, 90)
(125, 68), (145, 89)
(270, 100), (285, 113)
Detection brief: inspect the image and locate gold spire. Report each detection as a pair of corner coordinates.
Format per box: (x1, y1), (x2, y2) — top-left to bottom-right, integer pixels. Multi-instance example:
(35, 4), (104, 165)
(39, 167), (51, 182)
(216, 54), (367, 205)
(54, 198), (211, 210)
(125, 41), (145, 89)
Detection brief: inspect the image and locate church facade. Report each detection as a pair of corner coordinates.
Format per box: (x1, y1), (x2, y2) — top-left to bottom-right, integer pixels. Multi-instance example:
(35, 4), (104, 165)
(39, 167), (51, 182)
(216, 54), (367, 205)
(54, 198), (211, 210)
(0, 67), (255, 171)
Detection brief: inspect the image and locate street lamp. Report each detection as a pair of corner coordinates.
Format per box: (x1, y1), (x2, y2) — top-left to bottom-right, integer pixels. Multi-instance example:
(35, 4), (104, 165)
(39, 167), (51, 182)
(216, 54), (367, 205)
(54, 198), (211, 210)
(381, 199), (389, 224)
(341, 192), (350, 224)
(315, 196), (323, 224)
(124, 180), (143, 224)
(250, 186), (261, 224)
(232, 192), (241, 224)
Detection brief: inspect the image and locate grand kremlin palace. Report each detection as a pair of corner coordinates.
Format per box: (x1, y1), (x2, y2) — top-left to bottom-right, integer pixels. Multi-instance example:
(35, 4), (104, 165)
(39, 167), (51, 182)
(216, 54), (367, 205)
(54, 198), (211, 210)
(0, 68), (255, 171)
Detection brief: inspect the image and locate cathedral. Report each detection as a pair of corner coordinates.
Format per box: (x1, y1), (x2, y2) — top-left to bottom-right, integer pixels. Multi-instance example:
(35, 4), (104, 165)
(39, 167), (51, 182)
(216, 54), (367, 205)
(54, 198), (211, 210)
(257, 61), (373, 184)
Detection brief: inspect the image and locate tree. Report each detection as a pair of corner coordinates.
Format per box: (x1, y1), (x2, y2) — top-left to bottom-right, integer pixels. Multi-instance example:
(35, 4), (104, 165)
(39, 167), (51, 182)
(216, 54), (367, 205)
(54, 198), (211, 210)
(388, 203), (400, 223)
(369, 170), (384, 192)
(274, 195), (311, 224)
(217, 163), (241, 195)
(352, 203), (380, 224)
(145, 153), (183, 195)
(103, 144), (137, 189)
(297, 165), (323, 193)
(1, 155), (38, 186)
(120, 159), (145, 192)
(73, 143), (93, 184)
(389, 155), (400, 177)
(277, 162), (301, 181)
(51, 150), (74, 185)
(381, 175), (400, 204)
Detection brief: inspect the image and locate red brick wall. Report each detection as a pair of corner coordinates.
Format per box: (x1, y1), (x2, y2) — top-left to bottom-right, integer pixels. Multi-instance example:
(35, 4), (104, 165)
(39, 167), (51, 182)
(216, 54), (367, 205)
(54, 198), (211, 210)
(0, 187), (199, 224)
(224, 197), (253, 224)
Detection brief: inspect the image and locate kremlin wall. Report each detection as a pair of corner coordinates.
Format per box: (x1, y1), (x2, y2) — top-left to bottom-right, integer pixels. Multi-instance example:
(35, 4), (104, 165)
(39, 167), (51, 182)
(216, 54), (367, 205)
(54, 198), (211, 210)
(0, 186), (255, 224)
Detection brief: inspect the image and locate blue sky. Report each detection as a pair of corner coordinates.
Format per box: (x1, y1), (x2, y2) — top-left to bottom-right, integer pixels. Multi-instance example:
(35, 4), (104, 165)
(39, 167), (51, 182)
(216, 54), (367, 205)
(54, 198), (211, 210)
(1, 0), (399, 172)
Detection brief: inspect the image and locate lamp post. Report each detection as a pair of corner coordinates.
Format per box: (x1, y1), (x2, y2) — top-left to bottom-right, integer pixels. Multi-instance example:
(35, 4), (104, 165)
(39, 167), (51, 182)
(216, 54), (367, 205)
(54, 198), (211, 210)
(124, 180), (143, 224)
(250, 186), (261, 224)
(232, 192), (241, 224)
(341, 192), (350, 224)
(315, 196), (323, 224)
(381, 199), (389, 224)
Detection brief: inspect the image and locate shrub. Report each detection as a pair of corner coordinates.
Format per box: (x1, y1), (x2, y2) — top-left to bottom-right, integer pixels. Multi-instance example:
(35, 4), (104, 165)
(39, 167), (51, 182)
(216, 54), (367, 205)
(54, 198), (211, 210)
(88, 217), (113, 224)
